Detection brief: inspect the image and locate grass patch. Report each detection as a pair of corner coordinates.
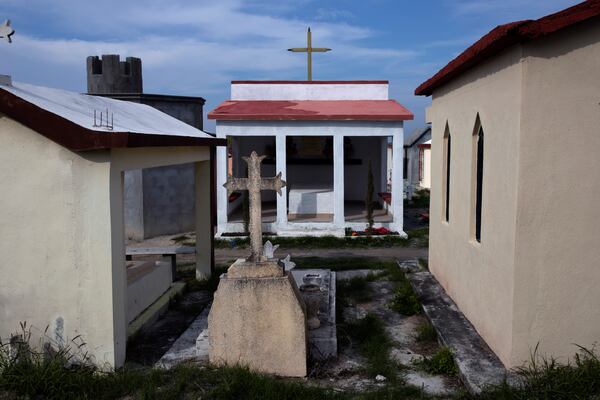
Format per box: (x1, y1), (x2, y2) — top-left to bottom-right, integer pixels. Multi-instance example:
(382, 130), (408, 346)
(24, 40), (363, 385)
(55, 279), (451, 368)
(337, 276), (372, 304)
(413, 347), (458, 376)
(389, 271), (422, 316)
(294, 257), (397, 272)
(415, 323), (437, 343)
(177, 264), (228, 295)
(345, 314), (396, 380)
(214, 233), (429, 250)
(171, 234), (190, 243)
(462, 345), (600, 400)
(405, 189), (430, 209)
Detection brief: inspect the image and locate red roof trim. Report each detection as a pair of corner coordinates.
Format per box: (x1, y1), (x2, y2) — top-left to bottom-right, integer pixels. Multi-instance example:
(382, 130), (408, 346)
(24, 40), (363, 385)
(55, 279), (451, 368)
(415, 0), (600, 96)
(208, 100), (413, 121)
(232, 80), (389, 85)
(0, 88), (226, 151)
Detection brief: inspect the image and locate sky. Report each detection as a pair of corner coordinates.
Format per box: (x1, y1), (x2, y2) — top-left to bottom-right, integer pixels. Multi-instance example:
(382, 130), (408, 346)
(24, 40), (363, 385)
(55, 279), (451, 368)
(0, 0), (581, 134)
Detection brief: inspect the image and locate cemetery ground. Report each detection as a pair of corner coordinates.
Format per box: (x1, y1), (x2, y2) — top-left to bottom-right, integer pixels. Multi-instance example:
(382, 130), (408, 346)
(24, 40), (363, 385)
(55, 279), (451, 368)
(2, 221), (600, 398)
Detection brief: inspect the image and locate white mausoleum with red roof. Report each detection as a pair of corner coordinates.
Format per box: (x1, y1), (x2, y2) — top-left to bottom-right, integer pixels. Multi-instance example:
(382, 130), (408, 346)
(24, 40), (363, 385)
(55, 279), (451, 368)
(209, 80), (413, 236)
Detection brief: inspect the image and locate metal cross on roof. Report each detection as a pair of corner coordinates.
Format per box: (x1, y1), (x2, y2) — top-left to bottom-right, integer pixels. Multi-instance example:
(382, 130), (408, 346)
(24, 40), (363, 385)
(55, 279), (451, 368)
(224, 151), (286, 263)
(288, 27), (331, 81)
(0, 20), (15, 43)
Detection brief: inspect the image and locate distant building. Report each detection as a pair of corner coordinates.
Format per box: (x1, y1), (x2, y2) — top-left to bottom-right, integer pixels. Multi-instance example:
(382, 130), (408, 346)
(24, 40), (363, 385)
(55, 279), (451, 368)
(416, 0), (600, 368)
(403, 125), (431, 197)
(209, 80), (413, 237)
(0, 79), (223, 368)
(87, 54), (208, 240)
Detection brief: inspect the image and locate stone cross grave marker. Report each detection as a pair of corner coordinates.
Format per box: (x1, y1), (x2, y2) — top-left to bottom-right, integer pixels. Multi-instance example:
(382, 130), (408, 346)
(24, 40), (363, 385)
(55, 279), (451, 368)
(224, 151), (286, 262)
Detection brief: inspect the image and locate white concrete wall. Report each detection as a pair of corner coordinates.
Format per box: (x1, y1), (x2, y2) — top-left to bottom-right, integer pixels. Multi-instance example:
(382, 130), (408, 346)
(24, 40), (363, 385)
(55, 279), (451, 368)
(0, 116), (213, 369)
(215, 120), (403, 234)
(511, 20), (600, 366)
(231, 82), (388, 100)
(420, 148), (431, 189)
(427, 45), (524, 367)
(126, 262), (172, 324)
(0, 115), (117, 366)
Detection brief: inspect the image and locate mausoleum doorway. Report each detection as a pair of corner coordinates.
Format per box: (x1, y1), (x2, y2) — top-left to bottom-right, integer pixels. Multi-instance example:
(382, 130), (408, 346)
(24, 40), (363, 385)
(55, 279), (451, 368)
(285, 136), (334, 223)
(226, 136), (278, 228)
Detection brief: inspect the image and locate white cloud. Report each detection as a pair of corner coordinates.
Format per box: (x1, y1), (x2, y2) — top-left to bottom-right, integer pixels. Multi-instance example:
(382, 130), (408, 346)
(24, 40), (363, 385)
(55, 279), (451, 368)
(0, 0), (424, 130)
(449, 0), (579, 19)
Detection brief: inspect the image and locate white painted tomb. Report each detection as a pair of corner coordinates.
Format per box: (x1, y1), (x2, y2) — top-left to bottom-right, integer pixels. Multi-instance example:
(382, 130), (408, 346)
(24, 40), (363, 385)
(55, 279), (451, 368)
(288, 183), (333, 216)
(209, 80), (413, 237)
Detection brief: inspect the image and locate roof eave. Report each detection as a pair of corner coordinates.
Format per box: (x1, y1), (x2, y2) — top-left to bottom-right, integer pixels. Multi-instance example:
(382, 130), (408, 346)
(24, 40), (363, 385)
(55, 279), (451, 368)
(0, 88), (225, 151)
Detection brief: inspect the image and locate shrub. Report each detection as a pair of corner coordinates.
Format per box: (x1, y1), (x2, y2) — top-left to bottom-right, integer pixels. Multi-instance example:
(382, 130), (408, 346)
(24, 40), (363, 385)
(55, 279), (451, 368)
(390, 285), (422, 316)
(415, 323), (437, 343)
(413, 347), (458, 376)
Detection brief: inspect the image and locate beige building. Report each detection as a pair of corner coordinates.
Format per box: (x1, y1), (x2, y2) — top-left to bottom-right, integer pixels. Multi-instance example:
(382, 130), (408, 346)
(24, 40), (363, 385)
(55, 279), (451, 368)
(415, 0), (600, 368)
(0, 77), (225, 368)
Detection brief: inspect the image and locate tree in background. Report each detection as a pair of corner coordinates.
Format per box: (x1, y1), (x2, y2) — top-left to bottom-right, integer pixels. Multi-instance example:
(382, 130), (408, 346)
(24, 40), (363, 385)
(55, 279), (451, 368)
(366, 160), (375, 233)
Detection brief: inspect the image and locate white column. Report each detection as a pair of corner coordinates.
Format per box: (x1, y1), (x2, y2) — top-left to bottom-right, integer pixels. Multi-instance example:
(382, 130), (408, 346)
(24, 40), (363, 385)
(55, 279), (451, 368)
(333, 135), (345, 227)
(276, 134), (288, 229)
(195, 160), (212, 280)
(216, 138), (228, 235)
(391, 129), (404, 234)
(380, 137), (388, 197)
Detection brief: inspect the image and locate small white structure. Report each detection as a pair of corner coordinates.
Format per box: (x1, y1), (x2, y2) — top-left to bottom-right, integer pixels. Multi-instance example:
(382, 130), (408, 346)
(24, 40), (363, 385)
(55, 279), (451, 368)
(209, 81), (413, 236)
(404, 126), (431, 197)
(0, 80), (224, 368)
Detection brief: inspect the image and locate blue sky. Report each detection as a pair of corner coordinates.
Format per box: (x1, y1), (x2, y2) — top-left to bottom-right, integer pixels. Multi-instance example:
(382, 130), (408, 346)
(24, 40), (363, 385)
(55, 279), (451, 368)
(0, 0), (579, 133)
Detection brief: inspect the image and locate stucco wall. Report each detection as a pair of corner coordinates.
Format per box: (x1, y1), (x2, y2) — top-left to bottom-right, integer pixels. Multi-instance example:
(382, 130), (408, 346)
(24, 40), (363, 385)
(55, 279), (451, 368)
(0, 114), (117, 366)
(231, 82), (389, 100)
(511, 20), (600, 366)
(121, 98), (204, 240)
(427, 46), (523, 366)
(406, 131), (432, 188)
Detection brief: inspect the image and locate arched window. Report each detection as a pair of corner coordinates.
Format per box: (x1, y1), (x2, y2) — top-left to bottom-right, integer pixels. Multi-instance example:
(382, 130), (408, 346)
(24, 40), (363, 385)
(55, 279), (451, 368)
(471, 117), (484, 242)
(442, 123), (451, 222)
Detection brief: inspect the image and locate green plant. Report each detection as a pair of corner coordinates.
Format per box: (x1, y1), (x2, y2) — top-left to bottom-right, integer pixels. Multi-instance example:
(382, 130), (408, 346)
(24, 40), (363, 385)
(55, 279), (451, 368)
(415, 322), (437, 343)
(215, 235), (414, 249)
(390, 285), (422, 316)
(344, 314), (396, 380)
(405, 189), (430, 209)
(413, 347), (458, 376)
(337, 276), (372, 304)
(171, 234), (190, 243)
(365, 160), (374, 232)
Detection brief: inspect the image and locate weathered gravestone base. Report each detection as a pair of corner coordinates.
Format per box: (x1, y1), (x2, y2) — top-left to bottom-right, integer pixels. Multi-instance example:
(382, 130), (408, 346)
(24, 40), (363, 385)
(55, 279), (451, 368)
(208, 259), (308, 377)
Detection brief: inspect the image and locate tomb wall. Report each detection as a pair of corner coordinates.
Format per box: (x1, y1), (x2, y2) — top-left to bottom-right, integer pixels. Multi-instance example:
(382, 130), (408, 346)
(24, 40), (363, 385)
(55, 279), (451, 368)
(426, 44), (523, 367)
(511, 18), (600, 367)
(0, 115), (118, 367)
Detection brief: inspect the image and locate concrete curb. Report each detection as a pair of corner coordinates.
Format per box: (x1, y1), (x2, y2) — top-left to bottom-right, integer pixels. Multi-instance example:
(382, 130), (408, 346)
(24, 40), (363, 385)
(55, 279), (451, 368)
(407, 271), (519, 394)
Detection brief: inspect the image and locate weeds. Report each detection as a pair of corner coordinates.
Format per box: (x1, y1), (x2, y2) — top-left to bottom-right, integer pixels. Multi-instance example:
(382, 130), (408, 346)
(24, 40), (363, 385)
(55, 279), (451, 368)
(337, 276), (372, 304)
(405, 189), (430, 209)
(294, 257), (397, 272)
(462, 345), (600, 400)
(344, 314), (396, 380)
(415, 323), (437, 343)
(413, 347), (458, 376)
(389, 271), (422, 316)
(214, 233), (421, 249)
(171, 234), (190, 243)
